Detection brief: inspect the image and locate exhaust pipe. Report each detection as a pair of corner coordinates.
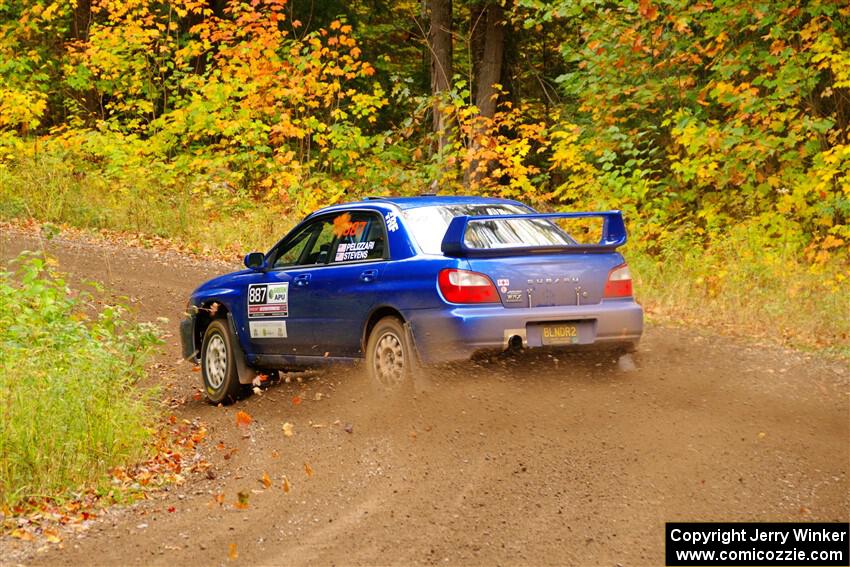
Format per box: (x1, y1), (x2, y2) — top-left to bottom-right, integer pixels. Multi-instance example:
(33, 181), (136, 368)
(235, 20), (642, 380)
(507, 335), (524, 352)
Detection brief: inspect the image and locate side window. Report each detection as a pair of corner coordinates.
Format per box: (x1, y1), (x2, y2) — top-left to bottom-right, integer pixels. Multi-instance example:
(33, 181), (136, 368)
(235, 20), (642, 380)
(329, 211), (386, 263)
(272, 211), (386, 269)
(273, 222), (319, 268)
(303, 221), (336, 265)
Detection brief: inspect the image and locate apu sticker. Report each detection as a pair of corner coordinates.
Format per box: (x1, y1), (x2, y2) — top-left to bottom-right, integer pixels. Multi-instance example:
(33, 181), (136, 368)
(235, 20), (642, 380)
(247, 283), (288, 318)
(250, 320), (287, 338)
(385, 211), (399, 232)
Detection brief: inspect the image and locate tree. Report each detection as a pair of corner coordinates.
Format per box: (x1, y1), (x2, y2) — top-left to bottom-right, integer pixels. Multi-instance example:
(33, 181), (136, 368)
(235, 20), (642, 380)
(429, 0), (453, 154)
(467, 0), (507, 186)
(473, 1), (504, 120)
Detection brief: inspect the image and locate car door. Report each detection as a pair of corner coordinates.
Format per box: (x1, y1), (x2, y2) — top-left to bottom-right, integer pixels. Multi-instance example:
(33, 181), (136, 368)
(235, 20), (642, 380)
(305, 210), (390, 357)
(246, 217), (335, 357)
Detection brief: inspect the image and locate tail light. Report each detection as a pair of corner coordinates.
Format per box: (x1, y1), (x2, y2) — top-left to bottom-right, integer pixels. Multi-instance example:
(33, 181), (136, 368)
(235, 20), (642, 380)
(438, 269), (500, 304)
(604, 263), (633, 298)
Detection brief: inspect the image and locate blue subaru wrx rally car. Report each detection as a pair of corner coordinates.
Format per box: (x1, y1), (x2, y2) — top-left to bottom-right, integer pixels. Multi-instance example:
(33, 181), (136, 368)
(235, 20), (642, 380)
(181, 196), (643, 403)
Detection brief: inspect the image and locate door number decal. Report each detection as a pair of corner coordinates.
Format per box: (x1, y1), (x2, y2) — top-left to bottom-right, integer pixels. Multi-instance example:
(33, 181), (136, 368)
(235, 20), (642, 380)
(248, 283), (288, 318)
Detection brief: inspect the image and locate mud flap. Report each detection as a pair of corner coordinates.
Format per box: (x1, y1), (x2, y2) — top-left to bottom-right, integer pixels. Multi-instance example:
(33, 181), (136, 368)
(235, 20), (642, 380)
(227, 313), (258, 385)
(403, 321), (422, 366)
(404, 321), (434, 393)
(180, 315), (198, 361)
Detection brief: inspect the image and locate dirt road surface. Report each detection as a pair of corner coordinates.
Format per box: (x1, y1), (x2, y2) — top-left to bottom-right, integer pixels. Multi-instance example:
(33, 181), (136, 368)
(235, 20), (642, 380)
(2, 229), (848, 566)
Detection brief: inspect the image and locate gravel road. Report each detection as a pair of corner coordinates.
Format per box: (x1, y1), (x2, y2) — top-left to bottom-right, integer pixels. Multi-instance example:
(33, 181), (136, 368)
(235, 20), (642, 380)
(2, 229), (848, 566)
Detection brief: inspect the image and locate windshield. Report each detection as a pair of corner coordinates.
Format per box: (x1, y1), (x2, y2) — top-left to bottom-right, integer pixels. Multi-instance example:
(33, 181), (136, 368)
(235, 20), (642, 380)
(403, 204), (575, 254)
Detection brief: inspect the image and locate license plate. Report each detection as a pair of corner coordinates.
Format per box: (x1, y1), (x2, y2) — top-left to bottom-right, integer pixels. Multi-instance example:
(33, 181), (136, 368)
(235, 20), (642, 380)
(541, 324), (579, 345)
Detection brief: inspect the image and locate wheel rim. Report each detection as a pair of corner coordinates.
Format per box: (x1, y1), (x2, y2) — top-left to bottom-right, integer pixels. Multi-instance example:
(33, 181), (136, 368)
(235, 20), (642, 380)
(373, 331), (405, 387)
(205, 334), (227, 389)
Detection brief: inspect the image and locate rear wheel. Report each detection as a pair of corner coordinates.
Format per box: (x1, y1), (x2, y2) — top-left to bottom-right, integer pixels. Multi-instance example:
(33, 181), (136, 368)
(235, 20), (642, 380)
(201, 319), (241, 404)
(366, 317), (416, 390)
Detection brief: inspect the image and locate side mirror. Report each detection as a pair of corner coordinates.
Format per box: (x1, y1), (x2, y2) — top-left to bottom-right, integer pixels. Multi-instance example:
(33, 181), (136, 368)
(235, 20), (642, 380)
(244, 252), (267, 272)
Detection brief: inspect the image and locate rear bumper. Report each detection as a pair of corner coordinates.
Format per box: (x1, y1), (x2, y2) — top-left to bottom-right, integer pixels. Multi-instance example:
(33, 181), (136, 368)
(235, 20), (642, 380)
(406, 300), (643, 364)
(180, 315), (198, 361)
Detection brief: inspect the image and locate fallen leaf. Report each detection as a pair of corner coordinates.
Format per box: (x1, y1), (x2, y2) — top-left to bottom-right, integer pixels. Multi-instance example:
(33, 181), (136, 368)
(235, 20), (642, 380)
(235, 411), (253, 427)
(236, 490), (250, 509)
(271, 449), (280, 459)
(214, 493), (225, 506)
(304, 462), (313, 478)
(282, 476), (291, 493)
(11, 528), (34, 541)
(282, 422), (294, 437)
(167, 506), (176, 513)
(261, 472), (272, 489)
(192, 365), (201, 372)
(757, 432), (767, 439)
(229, 542), (238, 560)
(291, 396), (302, 406)
(43, 529), (61, 544)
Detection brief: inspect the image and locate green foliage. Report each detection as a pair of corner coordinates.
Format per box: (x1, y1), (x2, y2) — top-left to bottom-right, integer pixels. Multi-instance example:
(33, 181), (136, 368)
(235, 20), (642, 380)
(527, 1), (849, 247)
(0, 0), (847, 351)
(0, 253), (161, 508)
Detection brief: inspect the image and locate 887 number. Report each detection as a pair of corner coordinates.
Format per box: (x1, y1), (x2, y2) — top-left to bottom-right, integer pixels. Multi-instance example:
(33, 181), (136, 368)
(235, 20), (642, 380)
(248, 285), (267, 304)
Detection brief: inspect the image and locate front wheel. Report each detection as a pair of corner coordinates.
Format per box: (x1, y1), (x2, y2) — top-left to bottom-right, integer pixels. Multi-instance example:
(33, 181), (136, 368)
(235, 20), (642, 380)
(365, 317), (417, 391)
(201, 319), (242, 404)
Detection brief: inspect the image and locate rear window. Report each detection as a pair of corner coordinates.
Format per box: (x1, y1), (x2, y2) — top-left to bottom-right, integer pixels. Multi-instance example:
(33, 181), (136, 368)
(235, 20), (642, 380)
(403, 204), (575, 255)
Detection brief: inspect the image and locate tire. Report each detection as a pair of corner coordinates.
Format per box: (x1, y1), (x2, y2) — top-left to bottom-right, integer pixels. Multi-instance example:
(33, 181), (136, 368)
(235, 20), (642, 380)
(365, 317), (417, 391)
(200, 319), (242, 405)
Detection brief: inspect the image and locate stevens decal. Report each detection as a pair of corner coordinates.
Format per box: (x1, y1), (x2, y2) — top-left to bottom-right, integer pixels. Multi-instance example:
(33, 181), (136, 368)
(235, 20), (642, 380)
(247, 283), (288, 318)
(334, 241), (375, 262)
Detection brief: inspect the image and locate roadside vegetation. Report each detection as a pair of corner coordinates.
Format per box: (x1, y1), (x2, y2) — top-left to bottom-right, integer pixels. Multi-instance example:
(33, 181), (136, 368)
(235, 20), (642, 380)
(0, 252), (161, 509)
(0, 0), (847, 356)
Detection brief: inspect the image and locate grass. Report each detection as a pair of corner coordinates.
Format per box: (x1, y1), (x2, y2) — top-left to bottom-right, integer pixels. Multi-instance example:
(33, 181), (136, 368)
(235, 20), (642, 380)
(0, 152), (288, 255)
(1, 153), (848, 358)
(0, 252), (161, 508)
(629, 230), (850, 358)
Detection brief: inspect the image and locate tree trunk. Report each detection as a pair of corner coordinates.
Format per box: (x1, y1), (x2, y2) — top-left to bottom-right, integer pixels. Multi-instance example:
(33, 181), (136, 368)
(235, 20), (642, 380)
(474, 2), (504, 120)
(429, 0), (453, 154)
(467, 1), (506, 187)
(72, 0), (92, 40)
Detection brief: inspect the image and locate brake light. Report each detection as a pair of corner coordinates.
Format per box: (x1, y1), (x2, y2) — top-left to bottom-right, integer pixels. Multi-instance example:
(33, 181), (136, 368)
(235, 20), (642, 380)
(604, 264), (633, 298)
(438, 269), (500, 304)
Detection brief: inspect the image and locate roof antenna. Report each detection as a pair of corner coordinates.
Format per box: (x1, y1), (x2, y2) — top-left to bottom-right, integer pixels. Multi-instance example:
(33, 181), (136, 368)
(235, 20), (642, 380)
(420, 180), (439, 197)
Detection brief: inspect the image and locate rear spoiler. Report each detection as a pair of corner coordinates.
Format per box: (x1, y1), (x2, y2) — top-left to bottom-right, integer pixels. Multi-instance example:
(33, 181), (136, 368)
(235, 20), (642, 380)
(440, 210), (627, 257)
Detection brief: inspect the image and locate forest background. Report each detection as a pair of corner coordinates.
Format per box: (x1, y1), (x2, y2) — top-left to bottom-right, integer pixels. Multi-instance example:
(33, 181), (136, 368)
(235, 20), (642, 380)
(1, 0), (848, 353)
